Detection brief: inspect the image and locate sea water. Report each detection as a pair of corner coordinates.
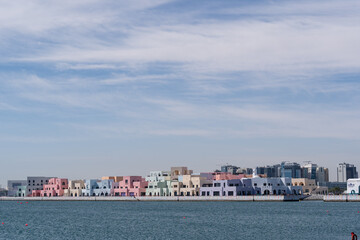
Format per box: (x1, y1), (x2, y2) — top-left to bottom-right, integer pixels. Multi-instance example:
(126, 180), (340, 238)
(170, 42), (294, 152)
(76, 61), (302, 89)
(0, 201), (359, 239)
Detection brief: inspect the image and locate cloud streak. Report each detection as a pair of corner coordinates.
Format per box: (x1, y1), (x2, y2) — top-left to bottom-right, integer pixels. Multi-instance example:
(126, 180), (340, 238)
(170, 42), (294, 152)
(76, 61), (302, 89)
(0, 0), (360, 142)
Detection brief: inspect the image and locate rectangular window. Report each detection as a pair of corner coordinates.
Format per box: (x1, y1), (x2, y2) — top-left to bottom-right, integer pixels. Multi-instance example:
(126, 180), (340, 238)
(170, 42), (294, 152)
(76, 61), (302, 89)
(213, 191), (220, 196)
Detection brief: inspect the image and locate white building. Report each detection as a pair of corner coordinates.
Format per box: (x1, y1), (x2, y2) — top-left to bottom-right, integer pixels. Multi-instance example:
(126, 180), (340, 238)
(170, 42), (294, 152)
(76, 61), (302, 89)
(347, 178), (360, 194)
(251, 176), (302, 195)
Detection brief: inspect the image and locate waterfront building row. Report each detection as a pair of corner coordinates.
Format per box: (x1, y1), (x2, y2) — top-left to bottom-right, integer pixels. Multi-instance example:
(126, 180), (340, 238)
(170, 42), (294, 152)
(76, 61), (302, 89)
(6, 167), (308, 197)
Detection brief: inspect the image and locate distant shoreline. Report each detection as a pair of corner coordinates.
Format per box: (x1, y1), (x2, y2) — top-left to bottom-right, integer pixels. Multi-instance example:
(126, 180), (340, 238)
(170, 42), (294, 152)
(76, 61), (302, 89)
(1, 195), (358, 202)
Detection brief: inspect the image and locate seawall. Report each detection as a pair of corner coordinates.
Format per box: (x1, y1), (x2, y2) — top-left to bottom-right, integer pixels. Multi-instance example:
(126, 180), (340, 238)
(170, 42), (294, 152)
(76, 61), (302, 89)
(0, 195), (305, 202)
(324, 195), (360, 202)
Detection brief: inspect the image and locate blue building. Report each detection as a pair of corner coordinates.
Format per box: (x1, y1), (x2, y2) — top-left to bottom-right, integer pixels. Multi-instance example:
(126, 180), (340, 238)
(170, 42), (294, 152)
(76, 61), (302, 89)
(82, 179), (114, 196)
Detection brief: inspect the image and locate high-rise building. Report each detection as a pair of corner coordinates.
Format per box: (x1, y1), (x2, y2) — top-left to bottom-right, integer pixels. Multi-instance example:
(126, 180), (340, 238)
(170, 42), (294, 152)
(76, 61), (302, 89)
(302, 163), (329, 185)
(302, 163), (317, 180)
(220, 165), (239, 174)
(255, 165), (281, 178)
(236, 168), (253, 175)
(337, 163), (358, 182)
(316, 167), (329, 186)
(281, 162), (302, 178)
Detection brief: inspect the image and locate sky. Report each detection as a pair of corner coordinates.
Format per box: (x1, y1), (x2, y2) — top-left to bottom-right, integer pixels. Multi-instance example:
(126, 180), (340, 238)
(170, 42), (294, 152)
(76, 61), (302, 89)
(1, 0), (360, 186)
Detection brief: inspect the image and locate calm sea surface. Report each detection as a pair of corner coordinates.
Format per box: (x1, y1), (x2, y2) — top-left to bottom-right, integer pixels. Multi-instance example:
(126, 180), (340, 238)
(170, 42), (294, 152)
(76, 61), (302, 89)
(0, 201), (359, 239)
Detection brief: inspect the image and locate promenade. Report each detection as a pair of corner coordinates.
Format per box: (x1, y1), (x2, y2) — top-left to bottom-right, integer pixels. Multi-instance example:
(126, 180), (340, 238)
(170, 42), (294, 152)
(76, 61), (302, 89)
(2, 195), (360, 201)
(0, 195), (305, 202)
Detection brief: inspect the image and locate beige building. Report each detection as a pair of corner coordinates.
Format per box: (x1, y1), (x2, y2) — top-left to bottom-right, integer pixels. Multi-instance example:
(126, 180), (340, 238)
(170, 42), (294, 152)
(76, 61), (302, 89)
(171, 174), (212, 196)
(171, 167), (193, 180)
(64, 180), (85, 197)
(292, 178), (328, 195)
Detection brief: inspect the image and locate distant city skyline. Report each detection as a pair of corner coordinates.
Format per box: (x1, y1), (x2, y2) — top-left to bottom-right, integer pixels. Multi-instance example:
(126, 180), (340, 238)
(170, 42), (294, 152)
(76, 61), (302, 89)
(1, 0), (360, 186)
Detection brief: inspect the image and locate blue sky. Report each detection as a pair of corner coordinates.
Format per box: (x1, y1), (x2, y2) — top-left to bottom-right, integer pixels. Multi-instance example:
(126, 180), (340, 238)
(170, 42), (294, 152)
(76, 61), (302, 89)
(1, 0), (360, 186)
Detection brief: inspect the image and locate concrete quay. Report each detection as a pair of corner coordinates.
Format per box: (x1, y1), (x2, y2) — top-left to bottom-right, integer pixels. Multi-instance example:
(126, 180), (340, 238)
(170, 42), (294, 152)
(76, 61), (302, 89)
(0, 195), (305, 202)
(323, 195), (360, 202)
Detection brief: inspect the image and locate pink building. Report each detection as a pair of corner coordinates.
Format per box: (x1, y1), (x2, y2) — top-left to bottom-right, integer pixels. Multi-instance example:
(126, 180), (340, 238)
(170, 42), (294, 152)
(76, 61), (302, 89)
(36, 178), (68, 197)
(31, 190), (41, 197)
(213, 172), (246, 180)
(112, 176), (147, 197)
(200, 172), (246, 181)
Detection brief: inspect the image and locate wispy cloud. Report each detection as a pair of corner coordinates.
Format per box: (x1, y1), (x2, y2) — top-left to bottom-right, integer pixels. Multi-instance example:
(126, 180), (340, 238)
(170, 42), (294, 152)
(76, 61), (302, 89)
(1, 0), (360, 142)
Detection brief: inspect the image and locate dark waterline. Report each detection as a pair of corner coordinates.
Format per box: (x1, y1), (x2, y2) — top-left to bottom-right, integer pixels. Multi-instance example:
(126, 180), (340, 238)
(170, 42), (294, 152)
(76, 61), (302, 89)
(0, 201), (359, 239)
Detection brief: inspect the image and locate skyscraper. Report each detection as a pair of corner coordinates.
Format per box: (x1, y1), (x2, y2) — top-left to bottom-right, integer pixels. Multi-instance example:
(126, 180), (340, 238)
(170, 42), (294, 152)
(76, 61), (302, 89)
(337, 163), (358, 182)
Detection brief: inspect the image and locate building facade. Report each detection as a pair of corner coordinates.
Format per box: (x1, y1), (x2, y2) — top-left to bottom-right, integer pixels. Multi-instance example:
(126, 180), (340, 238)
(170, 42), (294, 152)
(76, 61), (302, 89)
(145, 171), (172, 196)
(220, 165), (239, 174)
(171, 174), (212, 196)
(7, 180), (27, 197)
(347, 178), (360, 194)
(27, 176), (53, 196)
(38, 178), (69, 197)
(251, 177), (302, 195)
(171, 167), (193, 180)
(64, 180), (85, 197)
(292, 178), (328, 195)
(212, 172), (246, 181)
(112, 176), (147, 196)
(200, 179), (255, 196)
(102, 176), (123, 182)
(337, 163), (358, 182)
(82, 179), (114, 196)
(281, 162), (302, 178)
(16, 186), (27, 197)
(255, 165), (281, 178)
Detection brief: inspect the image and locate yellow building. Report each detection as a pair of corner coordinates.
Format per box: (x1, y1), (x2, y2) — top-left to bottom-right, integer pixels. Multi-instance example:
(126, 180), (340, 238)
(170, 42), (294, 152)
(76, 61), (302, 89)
(102, 176), (123, 182)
